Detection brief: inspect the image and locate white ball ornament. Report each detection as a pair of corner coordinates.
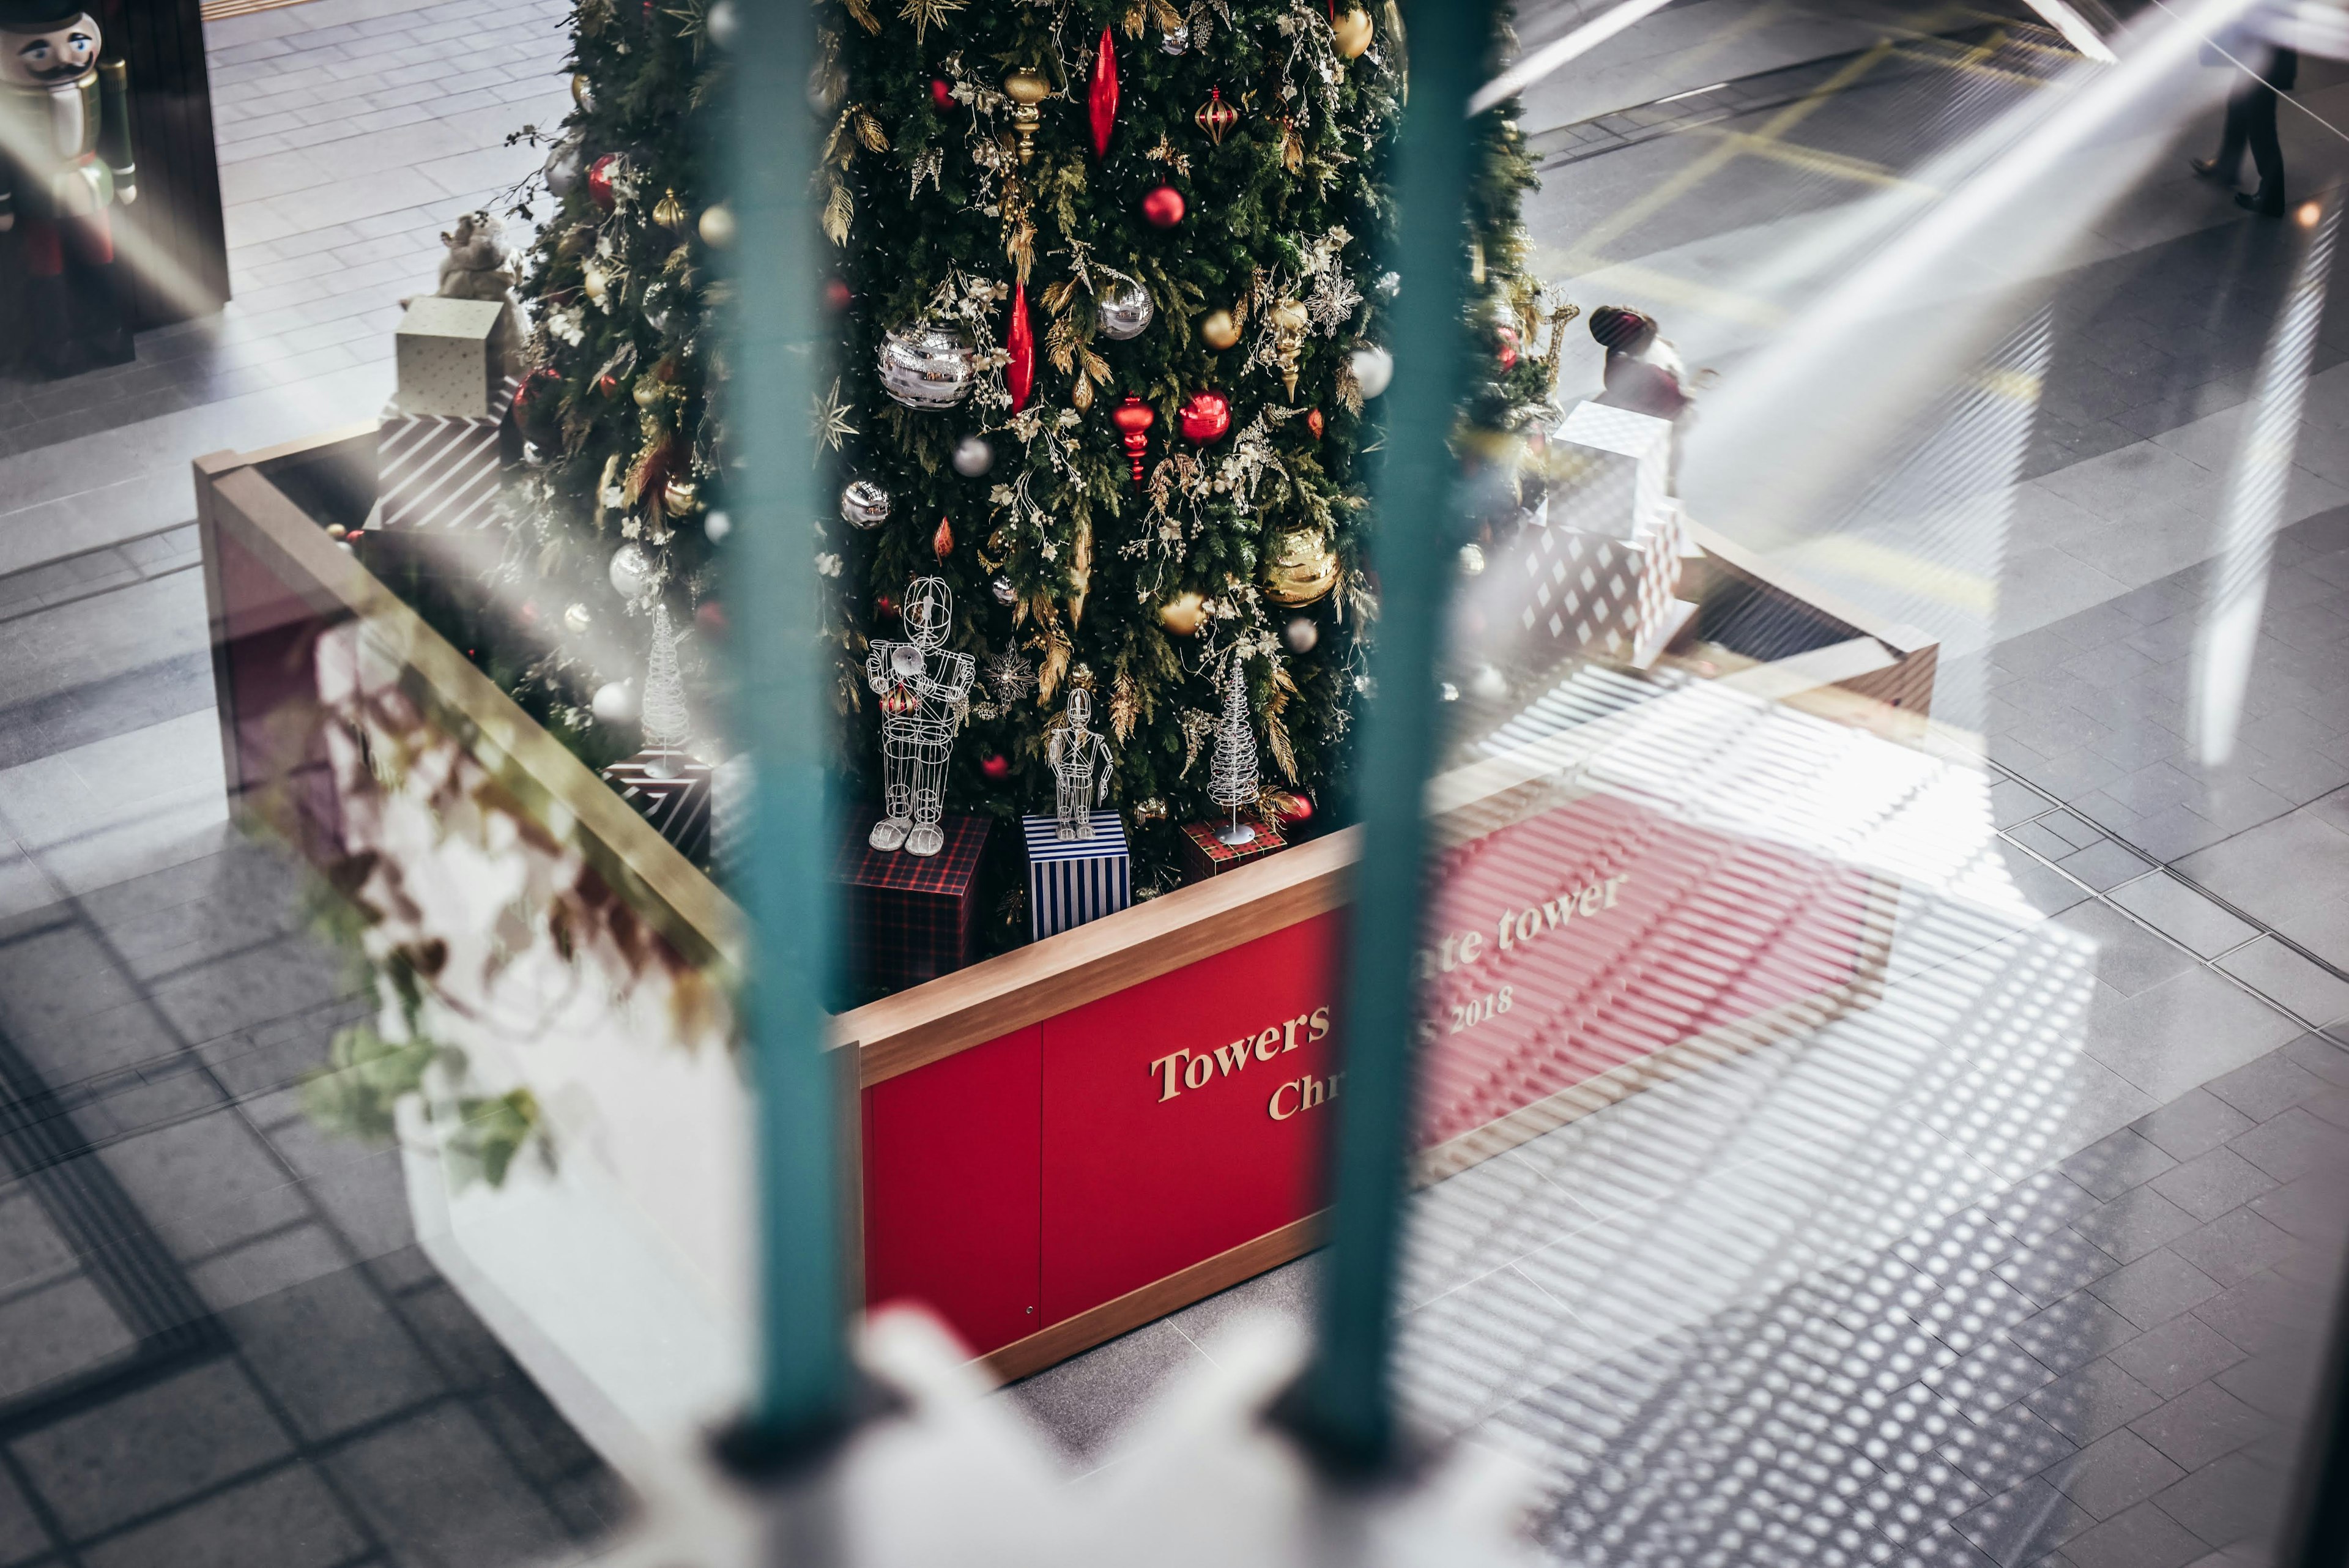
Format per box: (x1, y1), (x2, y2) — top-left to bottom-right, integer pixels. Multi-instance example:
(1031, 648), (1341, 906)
(705, 509), (732, 541)
(608, 542), (655, 601)
(706, 0), (738, 45)
(564, 602), (593, 633)
(840, 479), (891, 529)
(592, 680), (640, 724)
(1285, 617), (1318, 653)
(1349, 344), (1395, 399)
(1471, 664), (1508, 702)
(1458, 542), (1486, 576)
(952, 435), (994, 477)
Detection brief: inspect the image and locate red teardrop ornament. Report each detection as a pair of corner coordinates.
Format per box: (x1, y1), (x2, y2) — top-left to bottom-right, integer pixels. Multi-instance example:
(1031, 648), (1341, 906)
(1111, 394), (1156, 486)
(930, 78), (954, 110)
(1006, 281), (1035, 412)
(1088, 26), (1119, 158)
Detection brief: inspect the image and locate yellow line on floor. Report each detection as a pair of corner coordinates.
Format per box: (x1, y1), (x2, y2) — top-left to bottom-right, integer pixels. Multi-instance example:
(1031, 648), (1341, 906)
(1693, 130), (1939, 191)
(1784, 535), (1998, 615)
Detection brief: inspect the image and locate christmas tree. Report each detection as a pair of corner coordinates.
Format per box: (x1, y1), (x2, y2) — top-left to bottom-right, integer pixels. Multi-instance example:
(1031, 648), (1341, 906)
(485, 0), (1551, 895)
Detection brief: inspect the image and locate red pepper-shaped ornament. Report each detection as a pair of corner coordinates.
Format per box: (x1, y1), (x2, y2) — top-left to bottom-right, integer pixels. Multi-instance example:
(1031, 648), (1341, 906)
(1088, 26), (1119, 158)
(933, 515), (956, 560)
(1111, 395), (1156, 486)
(1006, 281), (1035, 412)
(1178, 389), (1231, 443)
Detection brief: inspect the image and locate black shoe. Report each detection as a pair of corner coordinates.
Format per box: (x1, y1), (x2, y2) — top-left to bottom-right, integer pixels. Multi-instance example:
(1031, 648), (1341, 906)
(2192, 156), (2235, 182)
(2238, 190), (2287, 217)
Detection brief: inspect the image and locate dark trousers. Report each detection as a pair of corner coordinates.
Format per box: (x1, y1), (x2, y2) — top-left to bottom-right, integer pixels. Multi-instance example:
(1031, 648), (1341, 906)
(2216, 78), (2285, 204)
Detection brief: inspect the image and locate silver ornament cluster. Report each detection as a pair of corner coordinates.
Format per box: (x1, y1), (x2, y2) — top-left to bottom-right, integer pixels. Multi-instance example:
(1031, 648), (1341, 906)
(609, 542), (654, 601)
(878, 321), (978, 410)
(840, 479), (891, 529)
(1095, 281), (1154, 341)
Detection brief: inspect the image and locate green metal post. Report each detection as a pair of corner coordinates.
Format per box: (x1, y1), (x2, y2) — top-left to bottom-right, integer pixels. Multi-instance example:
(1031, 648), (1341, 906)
(724, 0), (855, 1444)
(1288, 0), (1497, 1471)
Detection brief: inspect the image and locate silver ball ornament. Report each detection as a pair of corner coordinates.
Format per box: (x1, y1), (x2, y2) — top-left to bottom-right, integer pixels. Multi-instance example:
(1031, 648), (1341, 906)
(592, 680), (640, 724)
(878, 321), (978, 409)
(952, 435), (995, 477)
(1458, 542), (1486, 576)
(706, 0), (737, 45)
(544, 140), (584, 198)
(840, 479), (891, 529)
(705, 509), (732, 541)
(1160, 21), (1190, 52)
(564, 602), (593, 633)
(1095, 281), (1154, 341)
(1285, 616), (1318, 653)
(992, 576), (1016, 606)
(608, 542), (655, 601)
(1350, 344), (1395, 399)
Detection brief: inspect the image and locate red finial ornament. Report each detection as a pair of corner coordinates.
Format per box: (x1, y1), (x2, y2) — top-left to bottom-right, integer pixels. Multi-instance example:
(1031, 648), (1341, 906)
(1006, 281), (1035, 412)
(1111, 395), (1156, 486)
(1195, 87), (1238, 146)
(1088, 26), (1119, 158)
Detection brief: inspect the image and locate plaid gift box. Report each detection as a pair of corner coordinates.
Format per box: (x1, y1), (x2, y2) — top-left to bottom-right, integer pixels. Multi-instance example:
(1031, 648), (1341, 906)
(1023, 812), (1131, 942)
(600, 751), (713, 868)
(835, 813), (992, 993)
(1178, 814), (1287, 883)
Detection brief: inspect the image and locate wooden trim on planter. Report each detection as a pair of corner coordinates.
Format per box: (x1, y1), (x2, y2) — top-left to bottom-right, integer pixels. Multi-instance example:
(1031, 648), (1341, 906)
(978, 1213), (1328, 1384)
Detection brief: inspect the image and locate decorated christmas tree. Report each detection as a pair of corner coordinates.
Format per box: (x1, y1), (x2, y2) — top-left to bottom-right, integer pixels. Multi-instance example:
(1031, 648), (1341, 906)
(491, 0), (1554, 893)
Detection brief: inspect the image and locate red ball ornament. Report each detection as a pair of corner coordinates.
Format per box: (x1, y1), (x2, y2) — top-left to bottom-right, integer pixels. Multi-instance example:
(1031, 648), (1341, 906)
(695, 600), (729, 637)
(877, 593), (899, 619)
(1497, 325), (1521, 371)
(824, 278), (853, 312)
(930, 78), (954, 110)
(1141, 185), (1186, 228)
(981, 752), (1012, 780)
(1178, 388), (1231, 443)
(1265, 790), (1314, 824)
(586, 152), (622, 212)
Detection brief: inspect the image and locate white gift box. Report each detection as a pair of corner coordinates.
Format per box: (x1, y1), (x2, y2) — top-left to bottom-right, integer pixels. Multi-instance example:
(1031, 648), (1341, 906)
(1512, 400), (1696, 667)
(394, 297), (509, 418)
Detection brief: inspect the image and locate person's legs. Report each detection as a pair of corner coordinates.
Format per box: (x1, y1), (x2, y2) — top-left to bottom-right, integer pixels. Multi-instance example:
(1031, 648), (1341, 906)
(15, 216), (81, 378)
(64, 213), (133, 366)
(2195, 80), (2255, 180)
(2243, 83), (2287, 213)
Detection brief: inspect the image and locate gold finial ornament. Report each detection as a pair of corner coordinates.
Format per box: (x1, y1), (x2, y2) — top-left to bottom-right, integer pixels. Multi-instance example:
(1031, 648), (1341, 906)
(1004, 69), (1050, 164)
(1269, 300), (1309, 399)
(652, 188), (686, 232)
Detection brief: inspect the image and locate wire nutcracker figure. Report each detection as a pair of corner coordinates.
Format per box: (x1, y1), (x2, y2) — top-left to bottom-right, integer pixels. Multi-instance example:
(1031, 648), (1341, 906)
(1047, 687), (1113, 841)
(865, 576), (973, 858)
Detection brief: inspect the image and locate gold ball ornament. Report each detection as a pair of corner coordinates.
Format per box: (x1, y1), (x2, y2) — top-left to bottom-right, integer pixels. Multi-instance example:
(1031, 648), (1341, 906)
(697, 203), (736, 248)
(1263, 527), (1341, 607)
(1159, 592), (1207, 636)
(1200, 309), (1241, 351)
(632, 379), (665, 411)
(652, 188), (686, 232)
(1333, 7), (1374, 58)
(581, 262), (609, 305)
(662, 477), (701, 515)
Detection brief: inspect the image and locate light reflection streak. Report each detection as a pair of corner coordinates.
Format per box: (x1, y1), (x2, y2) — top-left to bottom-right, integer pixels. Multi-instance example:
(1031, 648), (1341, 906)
(2191, 193), (2339, 765)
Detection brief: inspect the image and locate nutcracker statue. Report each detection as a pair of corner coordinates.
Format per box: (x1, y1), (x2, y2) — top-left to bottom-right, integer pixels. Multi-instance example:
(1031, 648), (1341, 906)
(0, 0), (136, 377)
(864, 576), (973, 858)
(1047, 687), (1113, 841)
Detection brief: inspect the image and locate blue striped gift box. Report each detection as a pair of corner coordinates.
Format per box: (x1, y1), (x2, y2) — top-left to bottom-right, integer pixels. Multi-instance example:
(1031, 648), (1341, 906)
(1023, 812), (1132, 942)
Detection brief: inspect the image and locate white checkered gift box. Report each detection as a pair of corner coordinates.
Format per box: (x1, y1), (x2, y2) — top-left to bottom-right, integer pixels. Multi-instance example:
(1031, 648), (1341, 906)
(1023, 812), (1131, 941)
(1513, 401), (1691, 663)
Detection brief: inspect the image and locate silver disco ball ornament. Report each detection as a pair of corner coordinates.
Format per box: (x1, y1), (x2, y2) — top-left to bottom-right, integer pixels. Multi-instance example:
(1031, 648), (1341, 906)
(592, 680), (639, 724)
(1285, 616), (1318, 653)
(952, 434), (995, 477)
(608, 542), (655, 601)
(991, 576), (1016, 606)
(1096, 280), (1154, 341)
(839, 478), (891, 529)
(1160, 21), (1190, 52)
(878, 321), (978, 410)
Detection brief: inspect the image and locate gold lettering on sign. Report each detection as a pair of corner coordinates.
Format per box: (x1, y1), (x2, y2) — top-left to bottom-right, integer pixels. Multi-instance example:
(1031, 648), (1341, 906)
(1148, 1005), (1337, 1104)
(1269, 1069), (1345, 1121)
(1412, 872), (1630, 978)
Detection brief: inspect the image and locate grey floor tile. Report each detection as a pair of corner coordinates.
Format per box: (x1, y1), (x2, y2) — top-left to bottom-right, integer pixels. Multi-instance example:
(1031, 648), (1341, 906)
(2163, 1206), (2303, 1290)
(2058, 839), (2156, 893)
(2088, 1250), (2224, 1331)
(2107, 1311), (2247, 1399)
(2228, 1106), (2349, 1184)
(2145, 1451), (2282, 1554)
(2028, 1357), (2166, 1447)
(2075, 1187), (2202, 1264)
(324, 1405), (573, 1568)
(2047, 1426), (2187, 1518)
(1953, 1476), (2097, 1566)
(2216, 935), (2349, 1026)
(7, 1361), (293, 1539)
(228, 1270), (445, 1441)
(2206, 1053), (2331, 1121)
(2055, 904), (2200, 999)
(92, 1112), (304, 1258)
(186, 1225), (352, 1313)
(77, 1465), (364, 1568)
(2107, 874), (2259, 957)
(0, 1278), (139, 1404)
(2128, 1380), (2274, 1472)
(1006, 1318), (1209, 1463)
(2148, 1148), (2280, 1222)
(0, 1463), (50, 1567)
(2060, 1128), (2181, 1203)
(2058, 1498), (2212, 1568)
(2131, 1090), (2257, 1161)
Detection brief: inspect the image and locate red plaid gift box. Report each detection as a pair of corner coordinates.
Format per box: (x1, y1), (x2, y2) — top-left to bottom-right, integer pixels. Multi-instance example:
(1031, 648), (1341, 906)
(601, 751), (713, 868)
(835, 813), (992, 992)
(1178, 814), (1286, 883)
